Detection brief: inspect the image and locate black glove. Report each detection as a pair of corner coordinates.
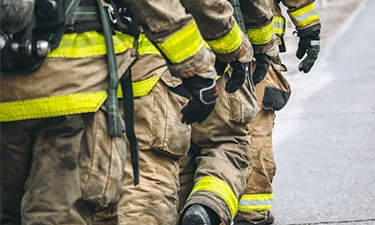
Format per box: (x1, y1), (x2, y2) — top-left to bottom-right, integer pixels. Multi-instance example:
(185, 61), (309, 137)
(296, 29), (321, 73)
(214, 60), (249, 93)
(252, 53), (271, 85)
(180, 76), (219, 124)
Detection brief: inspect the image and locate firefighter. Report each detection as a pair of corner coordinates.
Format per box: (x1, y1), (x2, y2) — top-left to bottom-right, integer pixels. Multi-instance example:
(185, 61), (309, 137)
(93, 32), (193, 225)
(0, 0), (136, 223)
(234, 1), (321, 224)
(0, 0), (220, 224)
(95, 0), (253, 224)
(177, 1), (280, 225)
(178, 64), (258, 225)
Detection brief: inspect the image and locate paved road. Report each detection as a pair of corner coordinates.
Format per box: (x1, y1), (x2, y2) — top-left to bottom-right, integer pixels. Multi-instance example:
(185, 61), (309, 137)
(271, 0), (375, 224)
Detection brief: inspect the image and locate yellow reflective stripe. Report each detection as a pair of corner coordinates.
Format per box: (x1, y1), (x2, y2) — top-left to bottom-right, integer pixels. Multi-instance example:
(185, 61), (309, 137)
(190, 176), (238, 219)
(0, 92), (107, 122)
(288, 3), (320, 27)
(238, 193), (274, 212)
(247, 21), (274, 45)
(1, 77), (162, 122)
(206, 23), (243, 54)
(47, 31), (134, 58)
(138, 33), (161, 55)
(273, 15), (285, 36)
(117, 76), (161, 98)
(156, 21), (204, 63)
(132, 77), (161, 97)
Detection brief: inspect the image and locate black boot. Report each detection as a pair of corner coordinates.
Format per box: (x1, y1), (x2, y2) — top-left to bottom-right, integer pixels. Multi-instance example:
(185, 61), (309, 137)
(181, 204), (221, 225)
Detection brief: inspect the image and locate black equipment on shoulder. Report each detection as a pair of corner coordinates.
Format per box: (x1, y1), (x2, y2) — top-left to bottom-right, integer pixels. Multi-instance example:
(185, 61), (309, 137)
(0, 0), (81, 72)
(104, 0), (139, 37)
(1, 0), (35, 34)
(0, 0), (139, 72)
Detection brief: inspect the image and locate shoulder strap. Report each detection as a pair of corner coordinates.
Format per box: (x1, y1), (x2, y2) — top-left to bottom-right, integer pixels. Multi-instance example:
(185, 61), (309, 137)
(96, 0), (140, 185)
(46, 0), (82, 50)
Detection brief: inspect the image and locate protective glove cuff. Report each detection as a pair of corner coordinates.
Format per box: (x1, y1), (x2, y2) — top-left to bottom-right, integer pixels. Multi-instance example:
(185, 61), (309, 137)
(296, 23), (321, 38)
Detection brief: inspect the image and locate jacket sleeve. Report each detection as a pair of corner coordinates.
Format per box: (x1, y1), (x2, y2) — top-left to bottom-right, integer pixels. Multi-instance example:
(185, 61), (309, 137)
(122, 0), (216, 79)
(180, 0), (253, 63)
(239, 0), (275, 54)
(280, 0), (321, 31)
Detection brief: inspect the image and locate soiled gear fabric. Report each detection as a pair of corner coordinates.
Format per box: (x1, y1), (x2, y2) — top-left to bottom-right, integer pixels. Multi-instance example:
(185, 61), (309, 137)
(238, 0), (277, 87)
(277, 0), (320, 31)
(1, 107), (126, 225)
(178, 71), (258, 225)
(122, 0), (217, 80)
(272, 1), (287, 53)
(0, 29), (135, 224)
(181, 0), (254, 96)
(234, 62), (291, 224)
(180, 0), (253, 64)
(120, 54), (191, 225)
(278, 0), (321, 74)
(239, 0), (275, 55)
(234, 1), (319, 223)
(94, 46), (191, 224)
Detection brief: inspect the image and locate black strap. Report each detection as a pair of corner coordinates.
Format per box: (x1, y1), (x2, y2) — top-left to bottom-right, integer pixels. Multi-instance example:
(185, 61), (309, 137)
(46, 0), (82, 50)
(96, 0), (122, 137)
(96, 0), (140, 185)
(120, 70), (140, 185)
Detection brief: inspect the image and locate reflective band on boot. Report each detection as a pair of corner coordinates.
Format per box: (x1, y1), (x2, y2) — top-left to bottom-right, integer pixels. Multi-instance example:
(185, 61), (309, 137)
(190, 176), (238, 219)
(238, 193), (274, 212)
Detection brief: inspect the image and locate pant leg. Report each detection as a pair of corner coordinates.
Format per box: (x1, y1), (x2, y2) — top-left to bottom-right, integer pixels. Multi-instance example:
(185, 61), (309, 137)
(178, 148), (198, 215)
(235, 108), (276, 222)
(1, 116), (95, 225)
(179, 73), (257, 225)
(117, 79), (191, 225)
(1, 120), (36, 225)
(1, 105), (127, 225)
(235, 62), (289, 222)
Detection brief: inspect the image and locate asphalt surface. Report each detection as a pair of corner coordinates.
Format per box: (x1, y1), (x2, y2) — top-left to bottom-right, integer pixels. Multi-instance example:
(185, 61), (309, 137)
(270, 0), (375, 224)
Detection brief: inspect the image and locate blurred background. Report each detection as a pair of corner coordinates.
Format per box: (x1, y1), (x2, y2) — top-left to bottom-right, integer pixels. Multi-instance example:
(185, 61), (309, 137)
(271, 0), (375, 224)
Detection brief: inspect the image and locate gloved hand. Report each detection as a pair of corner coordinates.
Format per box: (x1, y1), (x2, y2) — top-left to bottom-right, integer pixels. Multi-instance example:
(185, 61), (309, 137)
(180, 76), (219, 124)
(214, 60), (249, 93)
(252, 53), (271, 85)
(296, 29), (321, 73)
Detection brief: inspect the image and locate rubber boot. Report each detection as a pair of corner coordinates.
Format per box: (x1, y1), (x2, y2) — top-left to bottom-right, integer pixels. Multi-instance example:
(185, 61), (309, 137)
(181, 204), (221, 225)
